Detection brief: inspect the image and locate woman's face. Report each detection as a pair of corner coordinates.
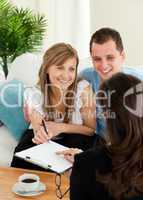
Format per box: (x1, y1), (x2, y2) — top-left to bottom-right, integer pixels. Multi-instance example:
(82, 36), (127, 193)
(47, 57), (77, 91)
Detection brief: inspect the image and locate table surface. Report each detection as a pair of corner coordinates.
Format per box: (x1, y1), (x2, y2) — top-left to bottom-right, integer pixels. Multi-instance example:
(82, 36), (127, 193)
(0, 167), (69, 200)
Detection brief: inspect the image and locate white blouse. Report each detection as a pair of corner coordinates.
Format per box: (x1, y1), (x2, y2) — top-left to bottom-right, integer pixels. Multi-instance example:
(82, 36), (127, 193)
(24, 80), (91, 125)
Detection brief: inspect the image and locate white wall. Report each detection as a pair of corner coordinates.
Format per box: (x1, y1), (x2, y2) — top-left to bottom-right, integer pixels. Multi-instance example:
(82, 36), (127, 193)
(90, 0), (143, 66)
(10, 0), (38, 10)
(10, 0), (90, 59)
(10, 0), (143, 65)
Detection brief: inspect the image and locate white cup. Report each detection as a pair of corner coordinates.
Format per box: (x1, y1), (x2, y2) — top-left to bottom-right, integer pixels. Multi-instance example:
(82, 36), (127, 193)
(18, 173), (40, 192)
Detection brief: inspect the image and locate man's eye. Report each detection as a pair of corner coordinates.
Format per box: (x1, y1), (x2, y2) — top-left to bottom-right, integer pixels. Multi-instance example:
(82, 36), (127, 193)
(107, 56), (114, 60)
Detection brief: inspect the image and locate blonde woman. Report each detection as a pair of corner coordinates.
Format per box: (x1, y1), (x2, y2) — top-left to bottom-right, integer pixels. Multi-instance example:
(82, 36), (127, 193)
(11, 43), (96, 170)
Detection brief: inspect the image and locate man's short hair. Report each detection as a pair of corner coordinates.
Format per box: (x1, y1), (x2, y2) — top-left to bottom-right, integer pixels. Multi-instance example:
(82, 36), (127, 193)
(90, 27), (124, 53)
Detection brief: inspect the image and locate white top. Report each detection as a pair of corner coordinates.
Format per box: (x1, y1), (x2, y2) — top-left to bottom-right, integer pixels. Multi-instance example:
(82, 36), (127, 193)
(24, 80), (90, 125)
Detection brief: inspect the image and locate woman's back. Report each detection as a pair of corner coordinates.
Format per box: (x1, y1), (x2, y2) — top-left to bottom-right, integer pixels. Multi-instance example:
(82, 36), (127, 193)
(70, 135), (143, 200)
(70, 136), (113, 200)
(70, 73), (143, 200)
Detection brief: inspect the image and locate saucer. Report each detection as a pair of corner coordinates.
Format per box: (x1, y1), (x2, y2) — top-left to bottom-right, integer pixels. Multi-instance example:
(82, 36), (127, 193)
(12, 182), (46, 196)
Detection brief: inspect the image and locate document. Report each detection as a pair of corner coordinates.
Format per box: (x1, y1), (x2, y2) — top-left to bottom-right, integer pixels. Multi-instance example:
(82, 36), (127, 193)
(15, 141), (72, 173)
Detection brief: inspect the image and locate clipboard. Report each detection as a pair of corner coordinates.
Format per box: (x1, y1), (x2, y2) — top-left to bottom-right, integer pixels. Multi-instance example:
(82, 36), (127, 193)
(15, 140), (72, 173)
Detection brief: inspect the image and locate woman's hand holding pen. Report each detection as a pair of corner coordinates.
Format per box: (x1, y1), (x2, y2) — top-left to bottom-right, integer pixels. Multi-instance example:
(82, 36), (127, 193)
(32, 120), (65, 144)
(32, 118), (49, 144)
(29, 110), (48, 144)
(44, 121), (65, 140)
(32, 125), (49, 144)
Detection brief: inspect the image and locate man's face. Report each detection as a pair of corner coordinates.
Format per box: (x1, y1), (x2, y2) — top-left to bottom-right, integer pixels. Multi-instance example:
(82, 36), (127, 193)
(91, 40), (125, 81)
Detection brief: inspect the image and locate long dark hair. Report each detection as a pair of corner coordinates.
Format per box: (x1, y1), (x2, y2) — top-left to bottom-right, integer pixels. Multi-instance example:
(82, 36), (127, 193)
(97, 73), (143, 199)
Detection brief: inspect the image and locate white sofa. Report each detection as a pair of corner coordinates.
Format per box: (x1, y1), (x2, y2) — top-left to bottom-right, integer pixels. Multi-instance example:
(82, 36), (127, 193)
(0, 53), (42, 167)
(0, 53), (143, 167)
(0, 126), (18, 166)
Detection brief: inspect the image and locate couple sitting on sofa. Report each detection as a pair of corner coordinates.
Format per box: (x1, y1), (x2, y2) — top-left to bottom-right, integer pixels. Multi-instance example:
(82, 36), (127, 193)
(0, 27), (143, 170)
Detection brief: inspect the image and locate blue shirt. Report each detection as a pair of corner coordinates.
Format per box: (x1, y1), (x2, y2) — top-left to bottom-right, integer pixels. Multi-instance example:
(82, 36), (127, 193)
(80, 66), (143, 136)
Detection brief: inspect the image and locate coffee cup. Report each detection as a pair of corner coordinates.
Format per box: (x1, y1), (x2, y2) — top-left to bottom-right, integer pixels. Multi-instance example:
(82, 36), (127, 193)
(18, 173), (40, 192)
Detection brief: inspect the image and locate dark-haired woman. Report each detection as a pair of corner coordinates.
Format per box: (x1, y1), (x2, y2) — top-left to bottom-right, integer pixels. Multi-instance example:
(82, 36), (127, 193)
(58, 72), (143, 200)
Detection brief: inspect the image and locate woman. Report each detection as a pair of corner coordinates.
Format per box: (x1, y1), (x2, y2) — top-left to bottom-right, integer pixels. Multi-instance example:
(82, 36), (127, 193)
(11, 43), (96, 170)
(59, 73), (143, 200)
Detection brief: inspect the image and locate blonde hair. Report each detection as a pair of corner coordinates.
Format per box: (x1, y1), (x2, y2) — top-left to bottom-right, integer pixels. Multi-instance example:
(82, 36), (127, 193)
(38, 43), (79, 122)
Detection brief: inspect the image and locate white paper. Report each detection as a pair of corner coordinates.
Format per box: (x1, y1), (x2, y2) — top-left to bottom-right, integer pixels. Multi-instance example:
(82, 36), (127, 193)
(15, 140), (72, 173)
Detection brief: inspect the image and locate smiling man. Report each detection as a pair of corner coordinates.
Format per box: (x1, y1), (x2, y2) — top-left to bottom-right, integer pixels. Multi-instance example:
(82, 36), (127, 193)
(90, 38), (124, 81)
(80, 27), (143, 136)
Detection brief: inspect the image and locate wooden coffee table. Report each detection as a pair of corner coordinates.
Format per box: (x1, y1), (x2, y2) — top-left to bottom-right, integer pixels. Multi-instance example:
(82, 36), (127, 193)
(0, 167), (69, 200)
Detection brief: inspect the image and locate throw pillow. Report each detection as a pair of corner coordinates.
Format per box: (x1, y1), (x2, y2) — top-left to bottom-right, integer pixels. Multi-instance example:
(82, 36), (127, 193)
(0, 79), (29, 140)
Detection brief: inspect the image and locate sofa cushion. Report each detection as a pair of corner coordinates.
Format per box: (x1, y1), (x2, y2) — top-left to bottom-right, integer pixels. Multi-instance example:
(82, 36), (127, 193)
(0, 126), (17, 166)
(0, 79), (29, 140)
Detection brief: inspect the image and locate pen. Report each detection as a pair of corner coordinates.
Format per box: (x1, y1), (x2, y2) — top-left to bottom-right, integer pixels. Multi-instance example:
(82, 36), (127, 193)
(42, 119), (48, 135)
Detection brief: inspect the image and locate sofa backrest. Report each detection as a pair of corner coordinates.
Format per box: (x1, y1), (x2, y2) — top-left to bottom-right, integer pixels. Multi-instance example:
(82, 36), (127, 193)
(7, 53), (42, 86)
(7, 53), (143, 86)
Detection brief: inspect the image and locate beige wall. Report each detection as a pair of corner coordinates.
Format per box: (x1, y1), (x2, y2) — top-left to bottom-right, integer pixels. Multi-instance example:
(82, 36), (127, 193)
(90, 0), (143, 66)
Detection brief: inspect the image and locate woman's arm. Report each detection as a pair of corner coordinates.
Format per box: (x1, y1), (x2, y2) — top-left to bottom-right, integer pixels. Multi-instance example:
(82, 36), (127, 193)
(43, 121), (95, 140)
(29, 110), (49, 144)
(64, 84), (96, 135)
(24, 87), (49, 144)
(59, 123), (95, 136)
(70, 152), (91, 200)
(45, 84), (96, 139)
(56, 84), (96, 136)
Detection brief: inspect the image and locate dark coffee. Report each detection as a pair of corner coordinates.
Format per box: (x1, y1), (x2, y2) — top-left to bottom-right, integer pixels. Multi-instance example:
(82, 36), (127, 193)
(22, 178), (37, 183)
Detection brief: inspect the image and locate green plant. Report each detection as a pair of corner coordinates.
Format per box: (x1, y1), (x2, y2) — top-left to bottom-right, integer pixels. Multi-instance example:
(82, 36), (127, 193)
(0, 0), (47, 78)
